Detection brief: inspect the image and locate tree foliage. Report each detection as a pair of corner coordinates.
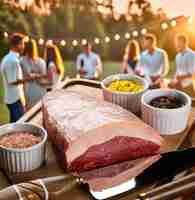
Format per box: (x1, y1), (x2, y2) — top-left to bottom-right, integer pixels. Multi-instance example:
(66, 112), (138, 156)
(0, 1), (188, 61)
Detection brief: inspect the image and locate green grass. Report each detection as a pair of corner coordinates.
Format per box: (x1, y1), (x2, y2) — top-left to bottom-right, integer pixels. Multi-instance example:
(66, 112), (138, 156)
(0, 61), (175, 124)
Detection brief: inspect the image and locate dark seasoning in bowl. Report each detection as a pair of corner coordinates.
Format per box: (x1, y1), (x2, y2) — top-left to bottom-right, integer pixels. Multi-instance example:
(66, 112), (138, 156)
(0, 132), (42, 149)
(149, 95), (186, 109)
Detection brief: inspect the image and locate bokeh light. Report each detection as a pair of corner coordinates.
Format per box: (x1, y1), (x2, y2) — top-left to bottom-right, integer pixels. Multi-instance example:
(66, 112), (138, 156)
(132, 30), (138, 37)
(125, 33), (131, 39)
(72, 40), (78, 46)
(38, 38), (44, 45)
(161, 22), (168, 30)
(60, 40), (66, 46)
(141, 28), (147, 35)
(81, 39), (87, 45)
(171, 20), (177, 27)
(114, 34), (120, 40)
(105, 36), (111, 43)
(94, 37), (100, 44)
(4, 32), (8, 38)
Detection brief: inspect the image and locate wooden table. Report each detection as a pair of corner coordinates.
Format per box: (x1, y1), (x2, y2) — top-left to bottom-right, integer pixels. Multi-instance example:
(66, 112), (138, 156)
(1, 79), (195, 200)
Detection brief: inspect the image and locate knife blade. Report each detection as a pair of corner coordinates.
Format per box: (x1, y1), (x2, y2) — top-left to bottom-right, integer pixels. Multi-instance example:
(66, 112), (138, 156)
(90, 147), (195, 200)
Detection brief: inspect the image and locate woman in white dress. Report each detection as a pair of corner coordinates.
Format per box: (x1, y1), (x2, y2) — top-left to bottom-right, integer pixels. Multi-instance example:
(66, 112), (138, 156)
(20, 39), (47, 109)
(44, 44), (65, 87)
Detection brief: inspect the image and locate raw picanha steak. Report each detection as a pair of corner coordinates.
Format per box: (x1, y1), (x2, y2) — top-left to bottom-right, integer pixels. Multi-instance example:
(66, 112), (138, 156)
(42, 89), (163, 172)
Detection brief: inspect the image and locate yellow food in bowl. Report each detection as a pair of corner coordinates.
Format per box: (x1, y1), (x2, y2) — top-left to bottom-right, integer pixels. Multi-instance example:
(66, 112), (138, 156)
(108, 80), (144, 93)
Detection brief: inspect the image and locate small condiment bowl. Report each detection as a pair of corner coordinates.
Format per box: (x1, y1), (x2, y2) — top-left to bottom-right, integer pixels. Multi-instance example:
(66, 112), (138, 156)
(141, 89), (191, 135)
(101, 74), (149, 115)
(0, 123), (47, 173)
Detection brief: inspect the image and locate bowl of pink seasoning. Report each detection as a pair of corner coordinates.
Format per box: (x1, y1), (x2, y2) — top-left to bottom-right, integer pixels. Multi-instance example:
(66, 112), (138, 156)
(0, 123), (47, 173)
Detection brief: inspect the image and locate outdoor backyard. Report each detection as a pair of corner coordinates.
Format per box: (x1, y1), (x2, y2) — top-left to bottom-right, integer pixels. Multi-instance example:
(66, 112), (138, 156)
(0, 61), (121, 123)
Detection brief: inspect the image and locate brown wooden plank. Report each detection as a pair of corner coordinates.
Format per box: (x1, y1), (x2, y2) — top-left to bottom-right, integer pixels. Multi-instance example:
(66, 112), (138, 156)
(7, 85), (195, 180)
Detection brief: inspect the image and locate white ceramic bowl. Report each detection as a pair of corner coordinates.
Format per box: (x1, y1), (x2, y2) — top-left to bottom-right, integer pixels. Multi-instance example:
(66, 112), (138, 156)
(141, 89), (191, 135)
(101, 74), (149, 115)
(0, 123), (47, 173)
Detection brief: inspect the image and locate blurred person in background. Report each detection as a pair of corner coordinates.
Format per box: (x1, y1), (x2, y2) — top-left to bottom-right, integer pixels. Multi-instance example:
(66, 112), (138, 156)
(44, 44), (65, 87)
(1, 33), (37, 122)
(20, 39), (47, 109)
(76, 42), (102, 80)
(136, 33), (169, 85)
(121, 40), (140, 74)
(169, 34), (195, 92)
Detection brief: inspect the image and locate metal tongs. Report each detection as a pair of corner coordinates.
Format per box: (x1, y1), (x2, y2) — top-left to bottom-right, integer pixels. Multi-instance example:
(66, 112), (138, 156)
(137, 172), (195, 200)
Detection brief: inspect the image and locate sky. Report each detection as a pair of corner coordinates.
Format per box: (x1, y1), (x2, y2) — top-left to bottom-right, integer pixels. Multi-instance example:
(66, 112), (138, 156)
(113, 0), (195, 18)
(151, 0), (195, 18)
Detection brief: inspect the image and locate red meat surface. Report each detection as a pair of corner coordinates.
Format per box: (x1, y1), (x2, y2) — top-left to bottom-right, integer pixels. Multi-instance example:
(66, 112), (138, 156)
(42, 90), (163, 172)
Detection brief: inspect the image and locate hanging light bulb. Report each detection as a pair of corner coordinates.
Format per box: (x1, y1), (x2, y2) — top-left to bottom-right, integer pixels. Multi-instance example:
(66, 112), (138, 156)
(114, 34), (120, 41)
(47, 40), (53, 46)
(4, 32), (8, 38)
(188, 17), (193, 24)
(132, 30), (138, 37)
(38, 38), (44, 45)
(161, 22), (168, 30)
(141, 28), (147, 35)
(171, 20), (177, 27)
(24, 36), (29, 42)
(72, 40), (78, 47)
(60, 40), (66, 46)
(82, 39), (87, 45)
(125, 33), (131, 39)
(94, 38), (100, 44)
(105, 36), (111, 43)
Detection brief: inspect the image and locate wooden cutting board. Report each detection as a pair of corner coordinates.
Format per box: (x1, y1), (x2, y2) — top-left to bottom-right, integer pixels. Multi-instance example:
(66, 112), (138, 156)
(2, 80), (195, 200)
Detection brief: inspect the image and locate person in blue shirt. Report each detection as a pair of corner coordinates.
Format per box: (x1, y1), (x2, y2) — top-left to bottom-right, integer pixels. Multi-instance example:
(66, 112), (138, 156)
(1, 33), (38, 122)
(136, 33), (169, 84)
(76, 43), (102, 80)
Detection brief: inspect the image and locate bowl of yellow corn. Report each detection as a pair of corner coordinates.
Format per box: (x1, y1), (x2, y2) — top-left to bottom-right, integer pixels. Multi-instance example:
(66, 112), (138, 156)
(101, 74), (149, 115)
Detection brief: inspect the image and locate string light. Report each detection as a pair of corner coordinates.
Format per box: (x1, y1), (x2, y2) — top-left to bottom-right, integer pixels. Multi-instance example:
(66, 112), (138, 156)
(141, 28), (147, 35)
(72, 40), (78, 46)
(171, 20), (177, 27)
(188, 17), (193, 24)
(94, 37), (100, 44)
(114, 34), (120, 40)
(1, 17), (190, 47)
(161, 22), (168, 30)
(38, 38), (44, 45)
(125, 33), (131, 39)
(24, 36), (29, 42)
(81, 39), (87, 45)
(4, 32), (8, 38)
(46, 40), (53, 46)
(60, 40), (66, 46)
(132, 30), (138, 37)
(105, 36), (111, 43)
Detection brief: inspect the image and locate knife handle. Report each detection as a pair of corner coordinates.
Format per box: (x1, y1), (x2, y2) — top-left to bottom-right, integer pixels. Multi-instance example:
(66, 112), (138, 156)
(50, 176), (84, 199)
(138, 182), (195, 200)
(0, 175), (83, 200)
(138, 172), (195, 200)
(139, 172), (195, 199)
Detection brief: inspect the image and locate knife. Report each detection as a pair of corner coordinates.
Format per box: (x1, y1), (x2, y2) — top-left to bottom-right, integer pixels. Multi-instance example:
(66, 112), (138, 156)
(1, 147), (195, 200)
(90, 147), (195, 200)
